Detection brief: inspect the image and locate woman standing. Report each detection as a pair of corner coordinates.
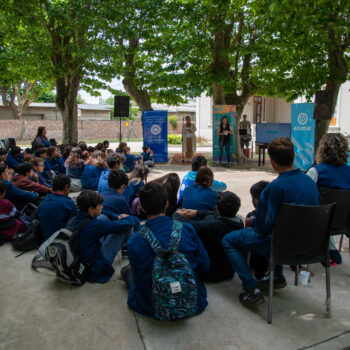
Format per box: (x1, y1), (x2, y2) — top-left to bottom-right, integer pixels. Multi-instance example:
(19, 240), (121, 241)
(182, 116), (196, 162)
(217, 116), (233, 166)
(33, 126), (50, 151)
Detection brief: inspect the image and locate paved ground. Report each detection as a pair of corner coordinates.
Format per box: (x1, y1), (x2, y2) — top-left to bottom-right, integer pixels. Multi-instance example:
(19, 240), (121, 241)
(1, 164), (350, 350)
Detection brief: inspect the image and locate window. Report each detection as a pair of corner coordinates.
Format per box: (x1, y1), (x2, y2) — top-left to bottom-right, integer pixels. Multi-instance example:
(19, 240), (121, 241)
(253, 96), (262, 123)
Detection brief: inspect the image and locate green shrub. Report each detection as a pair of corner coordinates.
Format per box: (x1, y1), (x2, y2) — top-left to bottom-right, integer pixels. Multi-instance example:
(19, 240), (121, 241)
(168, 116), (178, 130)
(168, 134), (182, 144)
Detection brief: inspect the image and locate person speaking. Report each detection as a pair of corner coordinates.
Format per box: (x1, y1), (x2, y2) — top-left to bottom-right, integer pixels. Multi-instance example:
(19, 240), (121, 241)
(217, 116), (233, 166)
(182, 116), (196, 162)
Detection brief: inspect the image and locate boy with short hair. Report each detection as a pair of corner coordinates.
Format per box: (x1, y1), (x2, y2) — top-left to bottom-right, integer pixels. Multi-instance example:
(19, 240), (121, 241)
(12, 162), (52, 196)
(176, 191), (243, 282)
(32, 158), (52, 188)
(0, 164), (39, 209)
(38, 175), (77, 240)
(222, 138), (320, 307)
(74, 190), (139, 283)
(100, 169), (131, 219)
(6, 146), (24, 170)
(0, 182), (27, 240)
(123, 146), (142, 172)
(0, 149), (7, 164)
(122, 182), (210, 318)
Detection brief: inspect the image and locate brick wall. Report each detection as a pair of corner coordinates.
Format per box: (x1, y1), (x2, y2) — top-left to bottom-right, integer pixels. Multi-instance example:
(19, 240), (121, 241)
(0, 118), (190, 142)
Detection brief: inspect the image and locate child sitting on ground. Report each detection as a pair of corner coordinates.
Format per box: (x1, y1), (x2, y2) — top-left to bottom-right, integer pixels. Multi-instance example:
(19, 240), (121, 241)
(176, 191), (244, 282)
(123, 164), (149, 207)
(123, 146), (142, 172)
(32, 158), (52, 188)
(100, 170), (132, 219)
(81, 150), (106, 190)
(12, 162), (52, 196)
(38, 175), (77, 241)
(6, 146), (24, 170)
(0, 182), (27, 241)
(116, 142), (127, 154)
(74, 190), (139, 283)
(179, 166), (217, 211)
(120, 182), (210, 319)
(0, 164), (39, 209)
(65, 147), (85, 192)
(58, 145), (71, 174)
(44, 146), (61, 179)
(98, 152), (126, 193)
(0, 149), (7, 164)
(141, 146), (154, 168)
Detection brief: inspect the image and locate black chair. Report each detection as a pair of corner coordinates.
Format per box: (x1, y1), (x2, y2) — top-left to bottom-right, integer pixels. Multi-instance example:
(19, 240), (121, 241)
(268, 203), (336, 324)
(5, 138), (16, 150)
(319, 187), (350, 251)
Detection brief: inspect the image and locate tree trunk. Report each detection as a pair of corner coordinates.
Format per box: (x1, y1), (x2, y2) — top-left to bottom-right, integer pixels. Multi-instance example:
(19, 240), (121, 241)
(56, 76), (80, 144)
(122, 77), (153, 111)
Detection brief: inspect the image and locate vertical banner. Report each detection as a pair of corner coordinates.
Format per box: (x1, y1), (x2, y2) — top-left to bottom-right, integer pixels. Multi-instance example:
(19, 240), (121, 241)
(142, 110), (168, 162)
(212, 105), (236, 163)
(291, 103), (315, 171)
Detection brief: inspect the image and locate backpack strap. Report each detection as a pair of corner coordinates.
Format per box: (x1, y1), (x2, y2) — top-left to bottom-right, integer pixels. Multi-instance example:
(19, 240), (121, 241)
(139, 225), (164, 255)
(168, 221), (183, 251)
(67, 216), (92, 234)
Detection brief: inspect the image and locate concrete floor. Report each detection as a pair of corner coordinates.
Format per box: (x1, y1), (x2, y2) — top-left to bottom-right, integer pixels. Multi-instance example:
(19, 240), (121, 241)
(1, 164), (350, 350)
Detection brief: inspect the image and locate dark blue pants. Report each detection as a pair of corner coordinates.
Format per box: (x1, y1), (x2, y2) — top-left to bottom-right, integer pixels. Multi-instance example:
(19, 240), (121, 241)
(219, 141), (231, 163)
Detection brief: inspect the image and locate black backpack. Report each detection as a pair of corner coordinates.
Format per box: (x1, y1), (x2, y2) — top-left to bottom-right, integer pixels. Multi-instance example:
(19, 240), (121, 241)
(32, 217), (92, 286)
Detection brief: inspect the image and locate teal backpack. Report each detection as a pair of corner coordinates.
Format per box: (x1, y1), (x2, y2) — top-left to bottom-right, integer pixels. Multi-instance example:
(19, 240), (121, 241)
(140, 221), (198, 320)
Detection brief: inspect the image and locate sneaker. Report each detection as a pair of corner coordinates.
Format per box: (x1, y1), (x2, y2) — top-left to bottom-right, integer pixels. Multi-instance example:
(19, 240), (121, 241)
(258, 274), (287, 291)
(239, 288), (265, 308)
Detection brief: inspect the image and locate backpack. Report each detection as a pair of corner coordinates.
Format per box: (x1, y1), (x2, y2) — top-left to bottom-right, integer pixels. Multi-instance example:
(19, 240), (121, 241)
(140, 221), (198, 321)
(32, 217), (92, 286)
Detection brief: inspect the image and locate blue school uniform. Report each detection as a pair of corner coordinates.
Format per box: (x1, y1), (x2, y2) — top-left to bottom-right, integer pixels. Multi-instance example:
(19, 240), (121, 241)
(181, 184), (217, 211)
(6, 153), (24, 170)
(123, 179), (144, 206)
(38, 193), (77, 240)
(81, 164), (104, 190)
(313, 163), (350, 190)
(101, 188), (132, 218)
(178, 171), (227, 202)
(127, 215), (210, 318)
(34, 171), (52, 188)
(44, 157), (60, 176)
(141, 152), (152, 162)
(66, 160), (85, 179)
(58, 157), (67, 174)
(0, 179), (39, 208)
(97, 169), (110, 193)
(74, 211), (139, 283)
(124, 154), (141, 172)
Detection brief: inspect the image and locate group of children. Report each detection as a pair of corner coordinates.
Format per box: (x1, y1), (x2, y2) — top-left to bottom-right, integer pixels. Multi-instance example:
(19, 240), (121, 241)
(0, 127), (349, 320)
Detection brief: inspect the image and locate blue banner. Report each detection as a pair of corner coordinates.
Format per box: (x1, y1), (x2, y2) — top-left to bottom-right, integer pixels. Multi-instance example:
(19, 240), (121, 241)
(291, 103), (315, 171)
(142, 110), (168, 162)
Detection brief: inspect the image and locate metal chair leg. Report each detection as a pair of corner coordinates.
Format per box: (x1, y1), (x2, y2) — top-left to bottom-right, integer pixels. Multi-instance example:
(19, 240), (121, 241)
(307, 264), (311, 283)
(339, 234), (344, 252)
(295, 265), (299, 286)
(325, 266), (331, 318)
(268, 268), (274, 324)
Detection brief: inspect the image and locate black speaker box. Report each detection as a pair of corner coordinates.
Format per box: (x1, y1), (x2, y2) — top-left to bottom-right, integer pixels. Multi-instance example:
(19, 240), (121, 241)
(5, 138), (16, 150)
(114, 96), (130, 118)
(313, 90), (333, 120)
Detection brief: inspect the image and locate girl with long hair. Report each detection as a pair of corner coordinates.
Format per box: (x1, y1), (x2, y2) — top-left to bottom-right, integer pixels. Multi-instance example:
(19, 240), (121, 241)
(81, 150), (106, 190)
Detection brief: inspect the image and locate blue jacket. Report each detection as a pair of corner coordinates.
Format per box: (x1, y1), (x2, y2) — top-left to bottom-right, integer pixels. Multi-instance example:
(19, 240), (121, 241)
(58, 157), (67, 174)
(97, 169), (110, 193)
(74, 211), (139, 283)
(66, 160), (85, 179)
(81, 164), (104, 190)
(6, 153), (24, 170)
(38, 193), (77, 240)
(0, 179), (39, 208)
(32, 171), (52, 188)
(101, 188), (132, 218)
(313, 163), (350, 190)
(181, 184), (217, 211)
(178, 171), (227, 202)
(254, 169), (320, 237)
(44, 157), (60, 175)
(124, 154), (141, 172)
(123, 180), (144, 206)
(141, 152), (153, 162)
(127, 216), (210, 318)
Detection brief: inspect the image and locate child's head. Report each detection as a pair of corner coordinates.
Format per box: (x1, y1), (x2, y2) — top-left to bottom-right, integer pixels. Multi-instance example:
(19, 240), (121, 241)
(65, 147), (82, 167)
(195, 166), (213, 188)
(139, 182), (168, 217)
(0, 181), (6, 199)
(88, 150), (106, 167)
(250, 180), (269, 208)
(10, 146), (22, 158)
(103, 140), (110, 149)
(116, 142), (127, 152)
(0, 149), (7, 162)
(106, 152), (125, 170)
(52, 174), (71, 195)
(0, 164), (10, 181)
(216, 191), (240, 218)
(192, 155), (207, 171)
(77, 190), (103, 218)
(123, 146), (130, 154)
(95, 143), (104, 150)
(79, 142), (88, 153)
(108, 169), (129, 193)
(267, 137), (294, 169)
(35, 147), (47, 159)
(87, 146), (95, 155)
(142, 146), (150, 153)
(128, 164), (149, 182)
(32, 158), (45, 173)
(62, 145), (72, 159)
(46, 146), (57, 159)
(16, 162), (34, 177)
